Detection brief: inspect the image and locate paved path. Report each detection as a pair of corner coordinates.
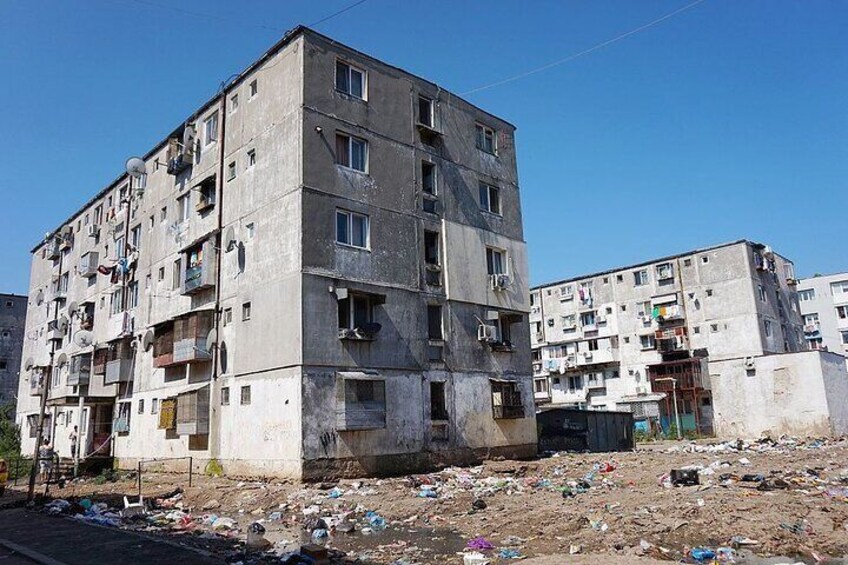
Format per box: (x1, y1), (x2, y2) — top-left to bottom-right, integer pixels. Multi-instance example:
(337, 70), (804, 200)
(0, 508), (223, 565)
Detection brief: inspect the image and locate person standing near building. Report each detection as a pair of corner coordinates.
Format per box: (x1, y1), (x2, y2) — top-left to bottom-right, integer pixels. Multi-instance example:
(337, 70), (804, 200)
(38, 439), (54, 483)
(68, 426), (78, 459)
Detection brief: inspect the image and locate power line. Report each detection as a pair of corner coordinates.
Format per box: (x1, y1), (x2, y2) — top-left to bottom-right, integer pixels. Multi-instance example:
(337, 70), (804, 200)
(461, 0), (708, 95)
(309, 0), (370, 27)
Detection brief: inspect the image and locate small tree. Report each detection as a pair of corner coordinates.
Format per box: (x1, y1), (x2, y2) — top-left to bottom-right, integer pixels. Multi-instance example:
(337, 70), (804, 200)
(0, 402), (21, 460)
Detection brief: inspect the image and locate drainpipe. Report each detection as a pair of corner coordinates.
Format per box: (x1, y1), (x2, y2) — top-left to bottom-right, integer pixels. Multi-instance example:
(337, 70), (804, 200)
(208, 94), (227, 467)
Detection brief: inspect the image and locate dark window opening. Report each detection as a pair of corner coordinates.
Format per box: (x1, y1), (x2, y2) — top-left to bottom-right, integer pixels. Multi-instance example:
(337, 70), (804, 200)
(430, 381), (448, 420)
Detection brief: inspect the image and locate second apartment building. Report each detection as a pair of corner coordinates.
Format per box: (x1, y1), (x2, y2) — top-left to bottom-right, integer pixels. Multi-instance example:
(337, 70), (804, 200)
(530, 240), (805, 433)
(16, 26), (535, 479)
(797, 273), (848, 365)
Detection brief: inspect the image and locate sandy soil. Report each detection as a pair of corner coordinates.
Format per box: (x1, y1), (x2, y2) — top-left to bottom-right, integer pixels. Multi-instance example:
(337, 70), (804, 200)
(6, 438), (848, 564)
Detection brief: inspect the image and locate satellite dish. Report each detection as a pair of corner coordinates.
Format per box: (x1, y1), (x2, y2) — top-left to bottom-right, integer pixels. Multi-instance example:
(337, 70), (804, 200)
(204, 329), (218, 353)
(68, 301), (79, 317)
(56, 353), (68, 366)
(125, 157), (148, 178)
(73, 330), (94, 348)
(224, 226), (236, 252)
(142, 330), (154, 352)
(58, 315), (69, 332)
(35, 289), (44, 305)
(24, 357), (34, 371)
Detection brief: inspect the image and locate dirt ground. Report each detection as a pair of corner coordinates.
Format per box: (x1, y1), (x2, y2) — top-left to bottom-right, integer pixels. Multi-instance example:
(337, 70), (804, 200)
(5, 438), (848, 564)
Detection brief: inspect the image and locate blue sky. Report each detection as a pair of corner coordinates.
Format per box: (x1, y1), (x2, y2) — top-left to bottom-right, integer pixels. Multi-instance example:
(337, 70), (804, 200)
(1, 1), (846, 294)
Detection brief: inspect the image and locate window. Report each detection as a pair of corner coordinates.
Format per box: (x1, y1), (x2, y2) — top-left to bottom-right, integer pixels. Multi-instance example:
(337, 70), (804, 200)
(242, 302), (252, 321)
(0, 360), (6, 370)
(567, 375), (583, 392)
(229, 93), (239, 113)
(94, 204), (103, 224)
(560, 285), (574, 300)
(160, 206), (167, 222)
(223, 308), (233, 325)
(683, 259), (692, 267)
(424, 230), (440, 266)
(561, 314), (576, 329)
(702, 256), (710, 264)
(172, 259), (182, 290)
(427, 305), (443, 340)
(338, 378), (386, 430)
(137, 399), (145, 414)
(706, 289), (714, 297)
(422, 161), (436, 195)
(841, 330), (848, 345)
(580, 311), (596, 328)
(335, 209), (369, 248)
(128, 281), (139, 309)
(177, 193), (191, 222)
(837, 305), (848, 320)
(240, 385), (251, 405)
(490, 380), (523, 419)
(148, 215), (154, 230)
(656, 263), (674, 281)
(335, 60), (366, 99)
(204, 112), (218, 146)
(130, 224), (141, 251)
(247, 149), (256, 167)
(831, 280), (848, 296)
(152, 398), (158, 414)
(158, 267), (165, 281)
(710, 323), (719, 333)
(640, 335), (655, 350)
(758, 285), (767, 302)
(587, 339), (599, 351)
(335, 133), (367, 172)
(764, 319), (773, 337)
(110, 288), (124, 316)
(418, 96), (434, 127)
(246, 223), (255, 239)
(798, 289), (815, 302)
(475, 123), (496, 154)
(430, 381), (448, 420)
(221, 386), (230, 405)
(249, 79), (258, 98)
(227, 161), (236, 181)
(486, 247), (506, 275)
(338, 295), (374, 330)
(803, 313), (819, 326)
(478, 182), (500, 214)
(633, 270), (648, 286)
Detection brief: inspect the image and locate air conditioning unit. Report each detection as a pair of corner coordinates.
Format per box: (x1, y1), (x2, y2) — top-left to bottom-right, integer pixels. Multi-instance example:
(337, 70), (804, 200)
(635, 386), (647, 395)
(490, 274), (511, 291)
(87, 225), (100, 238)
(477, 324), (499, 343)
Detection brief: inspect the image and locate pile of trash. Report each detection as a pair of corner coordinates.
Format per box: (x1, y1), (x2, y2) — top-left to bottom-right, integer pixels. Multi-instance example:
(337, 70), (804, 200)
(665, 435), (845, 455)
(461, 535), (526, 564)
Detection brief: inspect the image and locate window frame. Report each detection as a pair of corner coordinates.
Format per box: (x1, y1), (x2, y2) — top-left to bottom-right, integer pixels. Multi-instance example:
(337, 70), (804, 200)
(335, 132), (368, 172)
(335, 209), (370, 250)
(486, 247), (507, 275)
(633, 270), (648, 286)
(478, 181), (501, 215)
(475, 123), (497, 155)
(203, 112), (219, 146)
(335, 59), (367, 100)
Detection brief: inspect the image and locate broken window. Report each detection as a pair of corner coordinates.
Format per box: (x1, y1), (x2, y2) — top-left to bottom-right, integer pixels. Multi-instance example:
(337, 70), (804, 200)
(430, 381), (448, 421)
(338, 294), (374, 331)
(490, 380), (523, 419)
(335, 60), (366, 99)
(478, 181), (500, 214)
(421, 161), (436, 194)
(418, 96), (434, 127)
(336, 376), (386, 431)
(475, 123), (496, 154)
(656, 262), (674, 281)
(424, 230), (439, 265)
(335, 133), (367, 172)
(427, 304), (443, 340)
(197, 175), (216, 211)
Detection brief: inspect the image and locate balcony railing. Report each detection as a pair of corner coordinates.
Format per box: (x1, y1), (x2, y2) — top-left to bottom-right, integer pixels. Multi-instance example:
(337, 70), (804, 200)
(79, 252), (99, 278)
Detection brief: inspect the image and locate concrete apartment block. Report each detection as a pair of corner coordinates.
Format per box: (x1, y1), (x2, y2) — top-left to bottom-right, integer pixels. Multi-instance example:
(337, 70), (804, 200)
(797, 272), (848, 367)
(16, 26), (535, 479)
(0, 294), (27, 415)
(530, 240), (805, 435)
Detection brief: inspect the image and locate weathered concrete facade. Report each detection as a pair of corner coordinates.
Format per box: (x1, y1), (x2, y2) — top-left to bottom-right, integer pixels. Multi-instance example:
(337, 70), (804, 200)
(0, 294), (27, 413)
(797, 272), (848, 368)
(16, 26), (535, 478)
(530, 240), (805, 434)
(710, 351), (848, 438)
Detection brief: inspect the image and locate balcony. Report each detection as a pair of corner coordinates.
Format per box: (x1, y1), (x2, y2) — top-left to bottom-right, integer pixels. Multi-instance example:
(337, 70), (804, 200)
(79, 252), (99, 278)
(29, 371), (45, 396)
(153, 323), (175, 368)
(176, 386), (210, 436)
(46, 320), (64, 342)
(586, 375), (606, 389)
(46, 239), (61, 260)
(577, 348), (619, 366)
(104, 338), (133, 384)
(92, 348), (107, 375)
(182, 240), (217, 295)
(52, 288), (67, 302)
(173, 311), (214, 364)
(653, 303), (684, 322)
(649, 359), (704, 391)
(803, 323), (821, 339)
(67, 353), (92, 386)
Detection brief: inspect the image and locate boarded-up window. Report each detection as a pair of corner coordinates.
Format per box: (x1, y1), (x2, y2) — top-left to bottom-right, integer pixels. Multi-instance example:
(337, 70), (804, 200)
(159, 399), (176, 430)
(335, 375), (385, 431)
(491, 380), (524, 419)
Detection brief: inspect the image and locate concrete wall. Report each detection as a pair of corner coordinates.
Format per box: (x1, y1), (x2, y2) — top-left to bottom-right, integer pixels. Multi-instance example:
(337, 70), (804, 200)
(798, 273), (848, 362)
(0, 294), (26, 412)
(710, 350), (848, 438)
